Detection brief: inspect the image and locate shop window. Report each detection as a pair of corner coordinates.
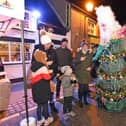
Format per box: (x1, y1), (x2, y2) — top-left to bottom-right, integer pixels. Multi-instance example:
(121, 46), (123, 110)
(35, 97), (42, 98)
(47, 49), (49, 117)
(88, 19), (96, 35)
(0, 41), (32, 63)
(24, 44), (31, 61)
(11, 43), (21, 61)
(0, 42), (9, 62)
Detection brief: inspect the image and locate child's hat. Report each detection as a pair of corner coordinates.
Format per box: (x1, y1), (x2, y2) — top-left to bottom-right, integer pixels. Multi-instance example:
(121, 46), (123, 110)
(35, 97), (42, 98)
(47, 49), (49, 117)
(61, 66), (72, 75)
(41, 35), (52, 45)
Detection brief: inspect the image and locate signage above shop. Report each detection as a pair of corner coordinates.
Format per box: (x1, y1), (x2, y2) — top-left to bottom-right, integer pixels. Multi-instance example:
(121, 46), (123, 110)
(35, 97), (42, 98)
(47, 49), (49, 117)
(0, 0), (24, 20)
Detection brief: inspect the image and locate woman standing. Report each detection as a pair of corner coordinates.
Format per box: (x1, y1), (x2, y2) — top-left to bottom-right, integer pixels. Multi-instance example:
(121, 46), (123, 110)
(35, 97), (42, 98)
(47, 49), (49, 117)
(73, 42), (93, 107)
(31, 48), (54, 125)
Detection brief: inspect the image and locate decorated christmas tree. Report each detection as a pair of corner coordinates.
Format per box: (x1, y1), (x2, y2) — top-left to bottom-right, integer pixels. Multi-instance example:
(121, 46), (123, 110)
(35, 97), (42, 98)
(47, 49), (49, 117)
(93, 6), (126, 112)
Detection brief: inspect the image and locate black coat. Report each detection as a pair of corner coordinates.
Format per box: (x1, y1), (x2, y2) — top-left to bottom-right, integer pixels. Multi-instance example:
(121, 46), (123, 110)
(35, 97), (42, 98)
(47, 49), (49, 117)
(56, 47), (72, 67)
(45, 47), (58, 78)
(32, 79), (51, 104)
(31, 61), (51, 104)
(32, 44), (58, 79)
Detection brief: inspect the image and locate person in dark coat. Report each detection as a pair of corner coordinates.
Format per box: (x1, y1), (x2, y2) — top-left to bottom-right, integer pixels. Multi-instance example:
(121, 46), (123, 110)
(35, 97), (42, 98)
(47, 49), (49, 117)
(31, 44), (54, 126)
(73, 42), (93, 107)
(56, 38), (73, 100)
(40, 33), (58, 113)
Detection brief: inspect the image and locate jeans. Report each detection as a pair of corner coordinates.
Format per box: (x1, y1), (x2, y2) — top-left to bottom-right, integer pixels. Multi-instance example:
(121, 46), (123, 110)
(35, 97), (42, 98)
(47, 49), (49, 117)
(37, 102), (49, 121)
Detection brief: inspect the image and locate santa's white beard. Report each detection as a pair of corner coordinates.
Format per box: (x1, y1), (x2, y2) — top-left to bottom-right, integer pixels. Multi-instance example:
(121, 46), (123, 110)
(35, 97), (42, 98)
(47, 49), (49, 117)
(100, 27), (113, 46)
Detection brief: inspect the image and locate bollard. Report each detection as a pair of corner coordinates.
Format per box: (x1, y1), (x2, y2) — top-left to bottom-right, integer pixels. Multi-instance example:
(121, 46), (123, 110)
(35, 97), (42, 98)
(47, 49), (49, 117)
(0, 72), (11, 111)
(20, 117), (36, 126)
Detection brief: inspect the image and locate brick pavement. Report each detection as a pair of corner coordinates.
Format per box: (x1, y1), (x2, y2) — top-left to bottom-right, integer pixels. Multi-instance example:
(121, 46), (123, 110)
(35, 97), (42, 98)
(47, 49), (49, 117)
(0, 82), (126, 126)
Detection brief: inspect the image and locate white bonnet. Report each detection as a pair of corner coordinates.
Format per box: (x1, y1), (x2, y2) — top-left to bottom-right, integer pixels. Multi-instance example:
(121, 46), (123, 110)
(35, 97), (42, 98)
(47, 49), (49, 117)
(41, 35), (52, 45)
(61, 66), (72, 75)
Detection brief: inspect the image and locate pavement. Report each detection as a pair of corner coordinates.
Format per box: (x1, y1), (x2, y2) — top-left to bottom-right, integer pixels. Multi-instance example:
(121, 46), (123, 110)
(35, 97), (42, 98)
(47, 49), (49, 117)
(0, 82), (126, 126)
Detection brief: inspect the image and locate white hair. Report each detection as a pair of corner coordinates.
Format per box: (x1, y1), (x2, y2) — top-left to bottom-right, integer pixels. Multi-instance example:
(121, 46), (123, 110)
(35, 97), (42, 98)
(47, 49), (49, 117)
(96, 5), (122, 45)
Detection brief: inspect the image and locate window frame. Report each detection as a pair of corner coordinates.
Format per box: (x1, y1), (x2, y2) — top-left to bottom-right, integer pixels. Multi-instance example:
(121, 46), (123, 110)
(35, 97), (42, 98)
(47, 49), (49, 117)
(0, 41), (33, 64)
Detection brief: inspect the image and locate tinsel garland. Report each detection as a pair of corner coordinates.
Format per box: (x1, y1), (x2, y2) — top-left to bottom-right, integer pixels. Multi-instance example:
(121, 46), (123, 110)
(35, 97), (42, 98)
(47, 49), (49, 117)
(96, 37), (126, 111)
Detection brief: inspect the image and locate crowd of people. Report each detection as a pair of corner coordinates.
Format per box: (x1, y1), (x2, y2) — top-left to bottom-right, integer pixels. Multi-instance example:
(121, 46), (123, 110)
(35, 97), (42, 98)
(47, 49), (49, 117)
(28, 5), (126, 126)
(28, 30), (98, 126)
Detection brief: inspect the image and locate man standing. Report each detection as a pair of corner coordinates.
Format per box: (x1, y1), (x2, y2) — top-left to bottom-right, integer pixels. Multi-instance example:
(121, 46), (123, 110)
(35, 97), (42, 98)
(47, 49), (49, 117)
(56, 38), (73, 100)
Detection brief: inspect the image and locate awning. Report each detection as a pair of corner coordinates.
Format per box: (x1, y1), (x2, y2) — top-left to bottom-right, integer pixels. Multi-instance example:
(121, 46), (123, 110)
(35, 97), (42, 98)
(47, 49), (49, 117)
(0, 36), (35, 43)
(0, 15), (20, 36)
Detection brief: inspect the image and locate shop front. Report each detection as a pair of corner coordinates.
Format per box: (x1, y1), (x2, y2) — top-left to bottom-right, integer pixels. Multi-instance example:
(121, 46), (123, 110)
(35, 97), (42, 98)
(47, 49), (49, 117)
(0, 11), (38, 81)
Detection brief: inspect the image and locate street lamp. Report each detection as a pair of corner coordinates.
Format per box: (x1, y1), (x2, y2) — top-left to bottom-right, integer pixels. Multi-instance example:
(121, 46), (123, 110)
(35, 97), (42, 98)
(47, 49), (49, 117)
(32, 10), (41, 19)
(85, 2), (94, 12)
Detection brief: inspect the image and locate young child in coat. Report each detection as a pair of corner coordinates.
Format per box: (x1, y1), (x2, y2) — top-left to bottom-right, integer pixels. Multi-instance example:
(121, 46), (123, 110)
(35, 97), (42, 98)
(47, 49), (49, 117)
(60, 66), (76, 120)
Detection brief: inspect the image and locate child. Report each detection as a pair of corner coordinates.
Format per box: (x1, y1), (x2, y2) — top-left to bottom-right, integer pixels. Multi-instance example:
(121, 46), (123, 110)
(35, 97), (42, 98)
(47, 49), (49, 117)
(61, 66), (76, 120)
(31, 49), (53, 126)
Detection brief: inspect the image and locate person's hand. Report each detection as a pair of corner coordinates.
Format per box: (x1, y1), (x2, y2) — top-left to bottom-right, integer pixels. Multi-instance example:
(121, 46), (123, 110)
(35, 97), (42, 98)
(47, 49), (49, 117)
(56, 73), (60, 77)
(49, 69), (53, 74)
(86, 67), (91, 72)
(47, 61), (53, 66)
(76, 48), (81, 52)
(80, 57), (86, 61)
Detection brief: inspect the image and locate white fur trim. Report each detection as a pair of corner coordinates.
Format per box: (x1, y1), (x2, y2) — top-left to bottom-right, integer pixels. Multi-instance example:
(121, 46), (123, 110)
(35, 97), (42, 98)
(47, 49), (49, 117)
(32, 66), (49, 77)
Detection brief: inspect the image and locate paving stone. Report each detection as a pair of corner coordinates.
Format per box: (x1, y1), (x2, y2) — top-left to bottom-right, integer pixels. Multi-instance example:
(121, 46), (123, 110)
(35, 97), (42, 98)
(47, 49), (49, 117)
(1, 82), (126, 126)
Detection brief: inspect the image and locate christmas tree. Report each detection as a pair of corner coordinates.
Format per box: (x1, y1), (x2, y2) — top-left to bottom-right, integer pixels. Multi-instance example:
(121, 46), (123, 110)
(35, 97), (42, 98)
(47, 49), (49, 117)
(94, 6), (126, 112)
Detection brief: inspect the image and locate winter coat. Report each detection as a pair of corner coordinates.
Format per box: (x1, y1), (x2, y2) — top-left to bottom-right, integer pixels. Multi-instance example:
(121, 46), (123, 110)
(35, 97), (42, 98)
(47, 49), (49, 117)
(61, 75), (74, 97)
(73, 50), (93, 84)
(56, 47), (72, 67)
(33, 45), (58, 79)
(45, 47), (58, 79)
(31, 61), (51, 104)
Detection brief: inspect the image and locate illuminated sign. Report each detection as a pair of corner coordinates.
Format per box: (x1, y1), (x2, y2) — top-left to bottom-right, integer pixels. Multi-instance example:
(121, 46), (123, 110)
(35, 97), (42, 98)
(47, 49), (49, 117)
(0, 0), (24, 20)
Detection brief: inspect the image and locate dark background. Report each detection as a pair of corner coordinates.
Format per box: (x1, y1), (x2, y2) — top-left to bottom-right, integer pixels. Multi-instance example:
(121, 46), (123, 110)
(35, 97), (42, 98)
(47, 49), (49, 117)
(25, 0), (126, 25)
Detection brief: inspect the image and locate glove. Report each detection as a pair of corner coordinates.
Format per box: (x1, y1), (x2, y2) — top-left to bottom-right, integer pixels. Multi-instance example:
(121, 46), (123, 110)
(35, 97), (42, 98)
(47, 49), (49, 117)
(93, 45), (103, 61)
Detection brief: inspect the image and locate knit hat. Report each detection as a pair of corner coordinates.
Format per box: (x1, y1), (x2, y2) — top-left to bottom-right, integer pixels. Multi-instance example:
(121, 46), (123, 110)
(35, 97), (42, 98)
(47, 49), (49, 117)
(61, 66), (72, 75)
(80, 40), (89, 47)
(41, 35), (52, 45)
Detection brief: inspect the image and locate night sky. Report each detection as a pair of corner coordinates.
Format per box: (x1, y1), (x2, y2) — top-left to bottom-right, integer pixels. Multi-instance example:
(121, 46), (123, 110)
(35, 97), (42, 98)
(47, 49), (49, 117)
(25, 0), (126, 26)
(101, 0), (126, 25)
(25, 0), (63, 27)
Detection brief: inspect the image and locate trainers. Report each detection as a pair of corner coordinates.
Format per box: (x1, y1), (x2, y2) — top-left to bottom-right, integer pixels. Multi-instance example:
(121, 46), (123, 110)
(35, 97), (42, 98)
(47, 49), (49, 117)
(37, 120), (42, 126)
(69, 111), (76, 117)
(37, 118), (45, 126)
(63, 113), (69, 120)
(44, 117), (54, 126)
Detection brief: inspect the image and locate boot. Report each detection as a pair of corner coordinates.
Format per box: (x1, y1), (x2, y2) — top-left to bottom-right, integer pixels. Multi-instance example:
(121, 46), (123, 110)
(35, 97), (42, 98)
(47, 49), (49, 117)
(50, 103), (58, 113)
(84, 97), (88, 105)
(78, 100), (83, 108)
